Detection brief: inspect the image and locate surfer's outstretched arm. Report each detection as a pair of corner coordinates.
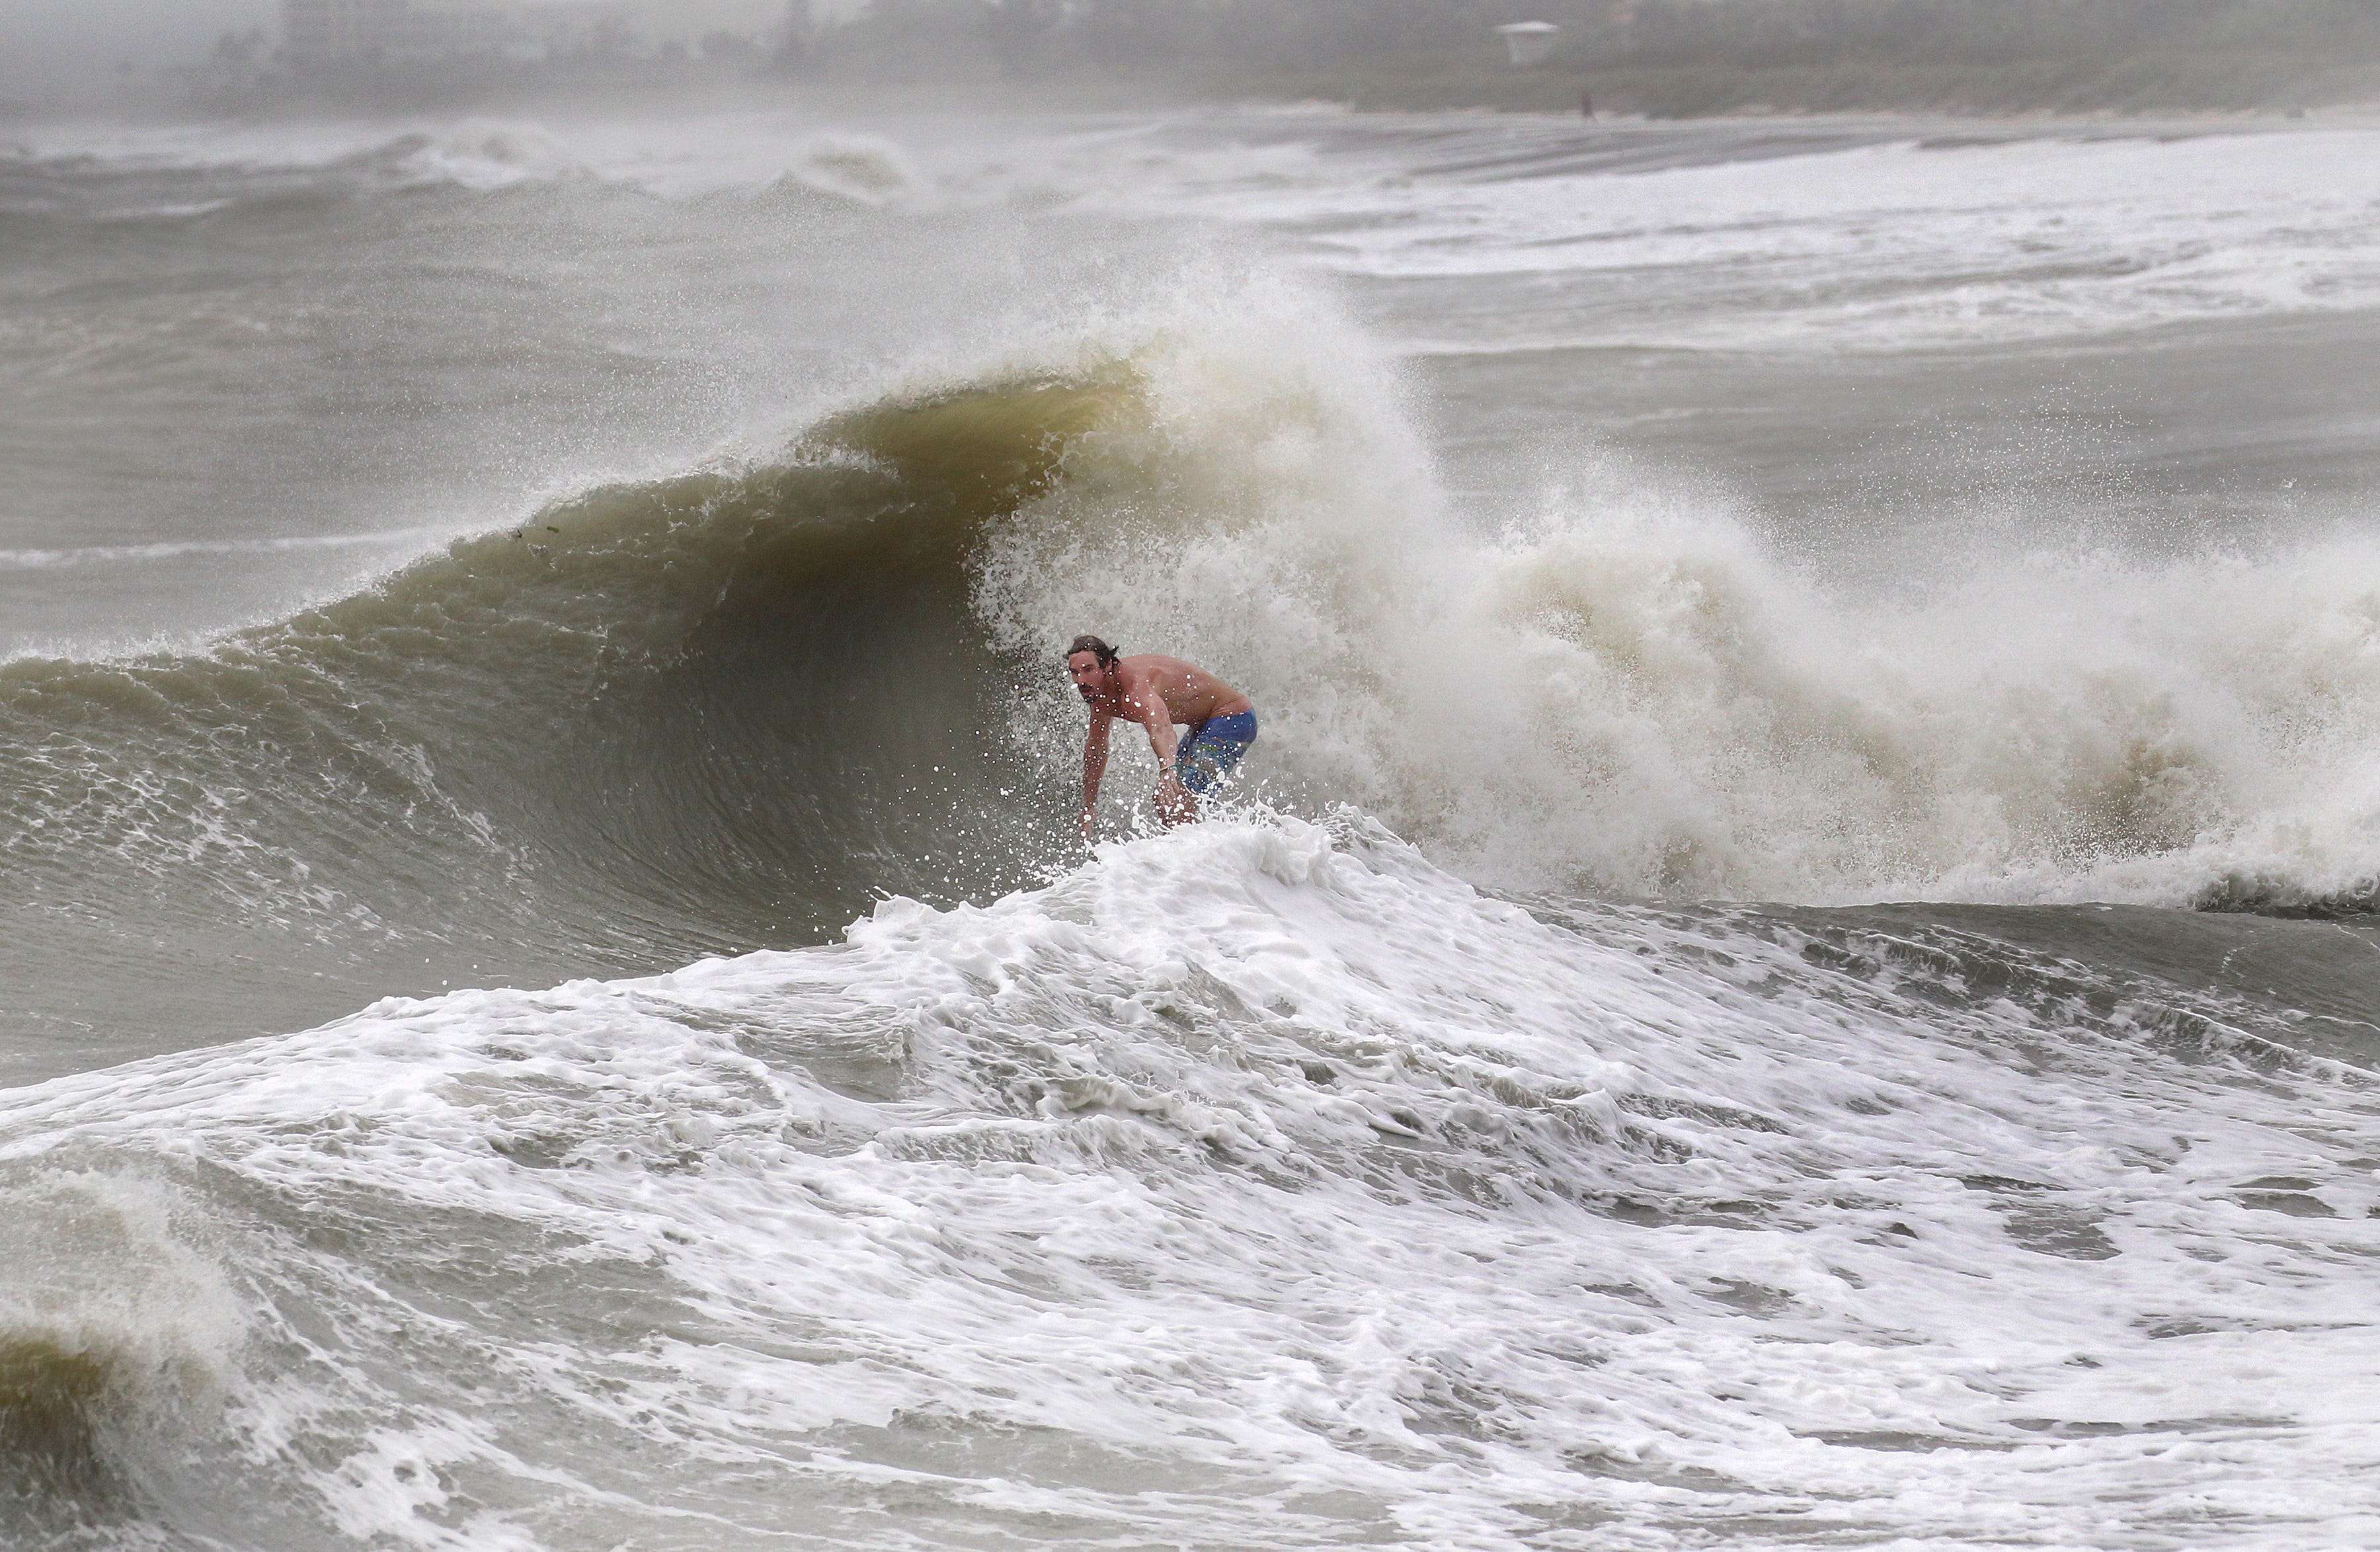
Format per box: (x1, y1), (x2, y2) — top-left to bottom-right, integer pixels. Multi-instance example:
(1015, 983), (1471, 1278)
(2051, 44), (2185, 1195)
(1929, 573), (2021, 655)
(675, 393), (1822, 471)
(1080, 712), (1112, 840)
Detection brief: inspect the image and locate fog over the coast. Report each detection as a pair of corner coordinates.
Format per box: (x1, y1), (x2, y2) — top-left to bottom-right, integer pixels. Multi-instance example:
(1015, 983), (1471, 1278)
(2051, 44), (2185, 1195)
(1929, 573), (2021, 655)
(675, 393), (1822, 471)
(1, 0), (274, 106)
(9, 0), (2380, 118)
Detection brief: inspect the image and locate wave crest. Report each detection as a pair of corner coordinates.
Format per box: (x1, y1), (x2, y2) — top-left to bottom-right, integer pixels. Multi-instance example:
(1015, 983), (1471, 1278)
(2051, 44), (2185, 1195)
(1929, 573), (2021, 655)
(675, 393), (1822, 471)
(0, 1171), (235, 1515)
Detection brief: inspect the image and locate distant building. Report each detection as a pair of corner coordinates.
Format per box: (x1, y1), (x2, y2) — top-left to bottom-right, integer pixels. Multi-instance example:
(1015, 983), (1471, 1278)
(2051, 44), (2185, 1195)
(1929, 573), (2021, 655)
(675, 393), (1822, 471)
(1495, 20), (1562, 67)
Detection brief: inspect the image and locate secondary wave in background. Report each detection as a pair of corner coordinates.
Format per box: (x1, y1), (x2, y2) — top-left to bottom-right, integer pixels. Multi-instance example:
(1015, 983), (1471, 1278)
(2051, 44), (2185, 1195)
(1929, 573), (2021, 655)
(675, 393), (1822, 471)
(30, 114), (2380, 354)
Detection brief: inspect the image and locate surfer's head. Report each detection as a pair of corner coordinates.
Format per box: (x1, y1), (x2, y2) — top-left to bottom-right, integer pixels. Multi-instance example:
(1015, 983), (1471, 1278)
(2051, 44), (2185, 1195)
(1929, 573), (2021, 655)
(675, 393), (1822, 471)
(1066, 635), (1120, 701)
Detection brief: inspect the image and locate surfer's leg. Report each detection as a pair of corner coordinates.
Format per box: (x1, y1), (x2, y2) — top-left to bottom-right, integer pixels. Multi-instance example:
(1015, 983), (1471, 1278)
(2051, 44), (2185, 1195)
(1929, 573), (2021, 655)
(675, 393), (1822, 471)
(1175, 710), (1258, 797)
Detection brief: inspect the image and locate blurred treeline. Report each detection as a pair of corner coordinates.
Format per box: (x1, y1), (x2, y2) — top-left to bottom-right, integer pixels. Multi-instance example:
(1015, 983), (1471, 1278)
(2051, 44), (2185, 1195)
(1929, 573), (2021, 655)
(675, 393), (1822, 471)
(825, 0), (2380, 114)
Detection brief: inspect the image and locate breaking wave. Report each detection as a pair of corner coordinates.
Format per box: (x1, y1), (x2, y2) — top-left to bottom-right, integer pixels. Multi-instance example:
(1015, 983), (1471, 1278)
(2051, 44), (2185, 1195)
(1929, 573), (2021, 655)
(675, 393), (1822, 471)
(6, 294), (2380, 1055)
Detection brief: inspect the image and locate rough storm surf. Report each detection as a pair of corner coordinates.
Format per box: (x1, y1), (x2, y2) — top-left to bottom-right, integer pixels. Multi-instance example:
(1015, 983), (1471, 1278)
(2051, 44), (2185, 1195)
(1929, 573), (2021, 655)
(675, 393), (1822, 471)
(5, 104), (2380, 1550)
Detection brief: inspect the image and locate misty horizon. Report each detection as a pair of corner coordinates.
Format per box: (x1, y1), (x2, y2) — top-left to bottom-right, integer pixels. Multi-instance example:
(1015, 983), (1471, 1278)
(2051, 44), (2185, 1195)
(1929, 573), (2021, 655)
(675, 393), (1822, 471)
(7, 0), (2380, 120)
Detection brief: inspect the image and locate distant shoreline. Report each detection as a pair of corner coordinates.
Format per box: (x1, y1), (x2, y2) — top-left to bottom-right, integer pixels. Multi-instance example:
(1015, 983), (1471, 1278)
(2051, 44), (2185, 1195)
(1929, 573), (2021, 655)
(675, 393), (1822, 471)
(1209, 52), (2380, 122)
(7, 50), (2377, 130)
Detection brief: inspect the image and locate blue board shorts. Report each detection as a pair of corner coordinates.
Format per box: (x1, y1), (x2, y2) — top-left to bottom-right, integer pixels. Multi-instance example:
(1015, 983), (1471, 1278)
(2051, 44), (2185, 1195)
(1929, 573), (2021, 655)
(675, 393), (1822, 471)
(1175, 708), (1258, 795)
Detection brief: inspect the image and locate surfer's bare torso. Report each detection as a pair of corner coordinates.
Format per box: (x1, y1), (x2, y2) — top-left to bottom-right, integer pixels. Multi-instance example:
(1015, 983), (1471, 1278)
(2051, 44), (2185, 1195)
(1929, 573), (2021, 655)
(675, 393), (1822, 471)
(1077, 654), (1252, 730)
(1068, 646), (1255, 834)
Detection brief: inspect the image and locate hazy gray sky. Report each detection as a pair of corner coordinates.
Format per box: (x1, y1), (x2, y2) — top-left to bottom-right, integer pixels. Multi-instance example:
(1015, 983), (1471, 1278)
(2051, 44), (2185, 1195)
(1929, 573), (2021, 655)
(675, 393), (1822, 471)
(3, 0), (278, 106)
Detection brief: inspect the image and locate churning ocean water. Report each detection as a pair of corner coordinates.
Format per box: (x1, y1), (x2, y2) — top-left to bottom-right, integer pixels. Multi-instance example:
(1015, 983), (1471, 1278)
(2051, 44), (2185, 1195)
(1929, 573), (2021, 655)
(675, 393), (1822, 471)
(5, 104), (2380, 1549)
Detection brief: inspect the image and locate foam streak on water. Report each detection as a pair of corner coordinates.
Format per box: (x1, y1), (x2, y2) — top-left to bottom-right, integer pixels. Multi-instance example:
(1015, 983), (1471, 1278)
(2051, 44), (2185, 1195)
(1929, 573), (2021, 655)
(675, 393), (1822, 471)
(3, 818), (2377, 1548)
(0, 526), (450, 571)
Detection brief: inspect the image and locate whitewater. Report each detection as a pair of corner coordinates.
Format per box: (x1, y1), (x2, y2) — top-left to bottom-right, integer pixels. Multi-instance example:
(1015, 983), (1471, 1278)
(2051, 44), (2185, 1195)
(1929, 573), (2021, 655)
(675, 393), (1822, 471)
(4, 106), (2380, 1548)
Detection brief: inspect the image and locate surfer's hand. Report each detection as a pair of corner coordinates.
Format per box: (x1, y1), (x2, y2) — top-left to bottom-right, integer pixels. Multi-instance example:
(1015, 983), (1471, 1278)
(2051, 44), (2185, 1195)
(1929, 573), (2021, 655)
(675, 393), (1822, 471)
(1154, 772), (1196, 829)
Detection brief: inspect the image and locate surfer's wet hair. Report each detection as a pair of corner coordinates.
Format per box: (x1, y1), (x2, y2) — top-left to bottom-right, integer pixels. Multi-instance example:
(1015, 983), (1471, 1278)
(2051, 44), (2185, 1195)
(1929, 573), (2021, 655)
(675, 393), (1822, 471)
(1066, 635), (1120, 667)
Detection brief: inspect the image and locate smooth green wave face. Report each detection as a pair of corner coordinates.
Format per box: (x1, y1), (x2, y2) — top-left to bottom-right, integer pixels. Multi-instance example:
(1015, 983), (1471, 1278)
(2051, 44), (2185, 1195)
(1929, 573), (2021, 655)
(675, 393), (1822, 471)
(1, 367), (1149, 1061)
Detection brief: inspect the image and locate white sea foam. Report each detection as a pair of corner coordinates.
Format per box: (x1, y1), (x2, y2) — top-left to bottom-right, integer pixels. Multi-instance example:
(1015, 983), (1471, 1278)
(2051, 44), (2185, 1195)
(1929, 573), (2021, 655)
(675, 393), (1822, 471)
(1010, 122), (2380, 351)
(383, 120), (583, 190)
(0, 526), (450, 571)
(3, 817), (2375, 1547)
(0, 1170), (241, 1446)
(764, 134), (919, 207)
(960, 283), (2380, 910)
(30, 111), (2379, 350)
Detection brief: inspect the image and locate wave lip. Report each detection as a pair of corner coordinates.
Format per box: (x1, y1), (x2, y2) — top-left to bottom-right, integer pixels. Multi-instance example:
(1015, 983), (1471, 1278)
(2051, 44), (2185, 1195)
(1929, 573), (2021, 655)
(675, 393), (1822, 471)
(0, 526), (450, 574)
(0, 1171), (237, 1519)
(763, 134), (919, 208)
(0, 116), (949, 222)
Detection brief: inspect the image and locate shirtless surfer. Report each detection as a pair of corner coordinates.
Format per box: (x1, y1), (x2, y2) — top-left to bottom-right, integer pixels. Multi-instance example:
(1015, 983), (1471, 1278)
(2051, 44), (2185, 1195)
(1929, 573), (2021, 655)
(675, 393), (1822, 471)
(1067, 635), (1257, 837)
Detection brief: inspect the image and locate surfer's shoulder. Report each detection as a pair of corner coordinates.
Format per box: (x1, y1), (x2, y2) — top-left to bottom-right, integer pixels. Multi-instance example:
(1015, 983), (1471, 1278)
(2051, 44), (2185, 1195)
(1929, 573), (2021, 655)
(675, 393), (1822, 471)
(1119, 652), (1193, 682)
(1114, 653), (1170, 688)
